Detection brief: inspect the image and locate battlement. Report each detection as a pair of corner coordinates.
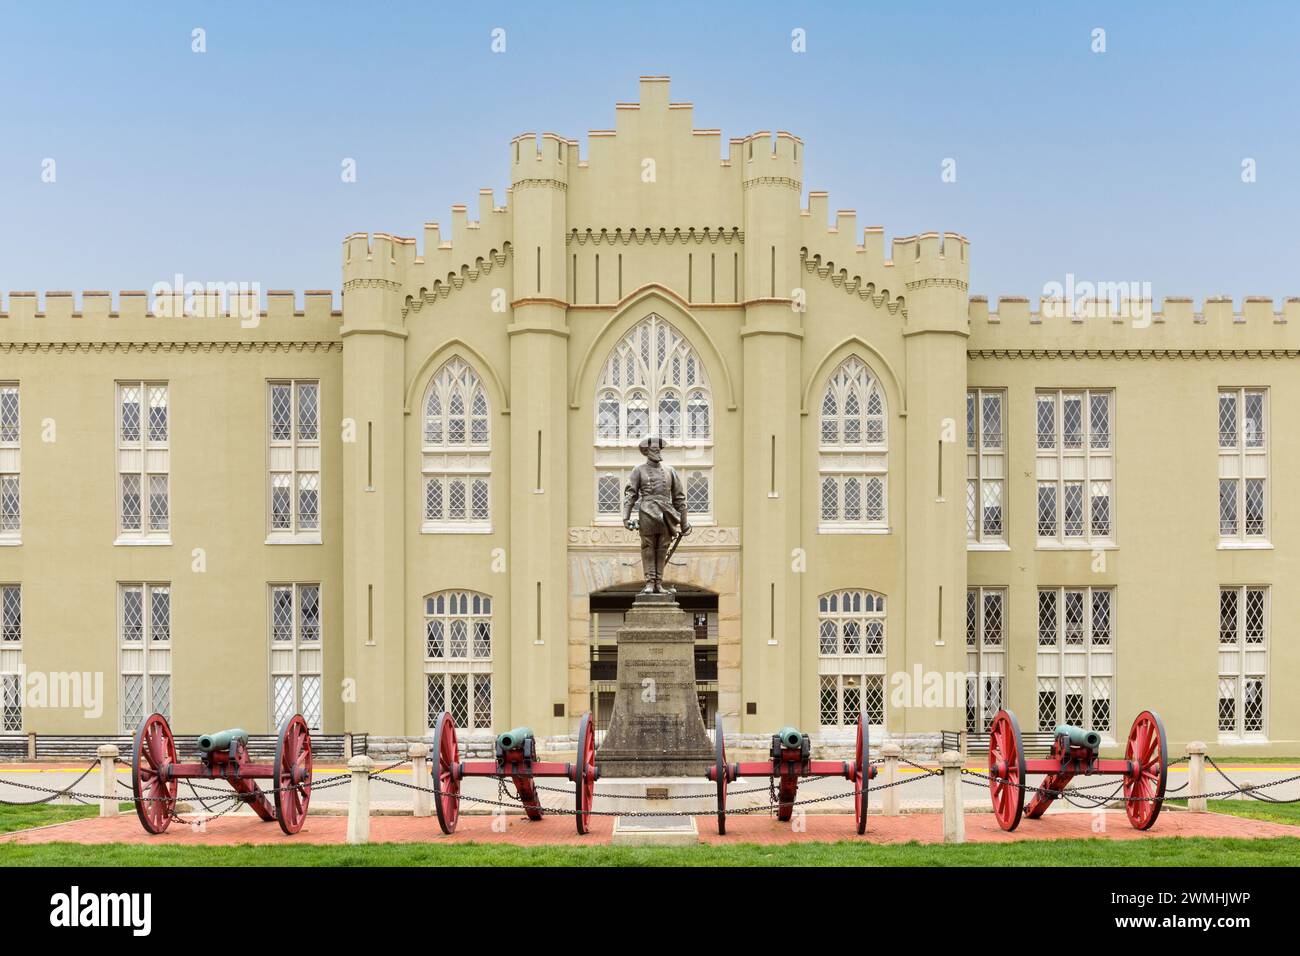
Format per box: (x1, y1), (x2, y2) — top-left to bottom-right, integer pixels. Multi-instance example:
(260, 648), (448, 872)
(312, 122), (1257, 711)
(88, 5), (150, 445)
(0, 289), (341, 343)
(968, 294), (1300, 352)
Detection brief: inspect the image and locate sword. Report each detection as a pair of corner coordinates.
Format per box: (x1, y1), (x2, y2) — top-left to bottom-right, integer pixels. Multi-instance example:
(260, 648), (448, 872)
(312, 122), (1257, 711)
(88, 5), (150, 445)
(663, 523), (692, 568)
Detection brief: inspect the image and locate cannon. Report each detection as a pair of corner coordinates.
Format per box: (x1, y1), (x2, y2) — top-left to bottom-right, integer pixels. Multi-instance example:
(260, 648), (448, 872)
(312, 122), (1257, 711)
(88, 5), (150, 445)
(429, 711), (598, 835)
(130, 713), (313, 835)
(706, 712), (875, 835)
(986, 708), (1167, 831)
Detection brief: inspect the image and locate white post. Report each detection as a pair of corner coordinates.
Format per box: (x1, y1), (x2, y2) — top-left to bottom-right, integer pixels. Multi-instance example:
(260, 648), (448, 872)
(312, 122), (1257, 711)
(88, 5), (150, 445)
(409, 743), (431, 818)
(1186, 741), (1207, 812)
(881, 743), (902, 816)
(347, 755), (374, 845)
(940, 750), (965, 844)
(97, 745), (119, 817)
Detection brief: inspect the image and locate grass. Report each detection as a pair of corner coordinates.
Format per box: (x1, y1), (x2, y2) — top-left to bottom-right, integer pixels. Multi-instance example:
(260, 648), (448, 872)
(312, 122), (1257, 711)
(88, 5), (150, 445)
(1168, 798), (1300, 827)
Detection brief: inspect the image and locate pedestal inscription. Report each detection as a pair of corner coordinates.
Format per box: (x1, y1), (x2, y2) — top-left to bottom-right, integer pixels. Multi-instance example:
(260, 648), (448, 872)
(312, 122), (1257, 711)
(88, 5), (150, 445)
(595, 593), (714, 777)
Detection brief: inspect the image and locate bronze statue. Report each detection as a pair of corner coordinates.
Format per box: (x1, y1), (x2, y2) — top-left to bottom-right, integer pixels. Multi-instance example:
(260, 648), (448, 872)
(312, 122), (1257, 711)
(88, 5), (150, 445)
(623, 436), (690, 593)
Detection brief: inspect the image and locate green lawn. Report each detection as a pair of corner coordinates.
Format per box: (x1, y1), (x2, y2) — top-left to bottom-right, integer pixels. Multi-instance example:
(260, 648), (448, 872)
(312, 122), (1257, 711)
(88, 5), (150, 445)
(0, 802), (134, 835)
(1168, 798), (1300, 827)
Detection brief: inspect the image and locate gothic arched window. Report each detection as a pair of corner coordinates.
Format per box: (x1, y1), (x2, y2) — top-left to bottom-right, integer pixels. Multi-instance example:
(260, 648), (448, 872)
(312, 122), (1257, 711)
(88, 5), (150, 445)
(818, 357), (887, 531)
(593, 314), (714, 523)
(422, 359), (491, 532)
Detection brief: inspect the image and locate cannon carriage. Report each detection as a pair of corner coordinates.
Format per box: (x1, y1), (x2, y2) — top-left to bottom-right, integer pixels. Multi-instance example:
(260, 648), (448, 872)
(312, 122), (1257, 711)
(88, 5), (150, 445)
(986, 708), (1167, 831)
(429, 710), (598, 835)
(130, 712), (313, 834)
(706, 712), (875, 834)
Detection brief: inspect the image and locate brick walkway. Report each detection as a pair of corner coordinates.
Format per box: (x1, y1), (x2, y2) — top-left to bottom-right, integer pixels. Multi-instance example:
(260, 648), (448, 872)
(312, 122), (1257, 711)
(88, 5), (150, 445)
(5, 809), (1299, 846)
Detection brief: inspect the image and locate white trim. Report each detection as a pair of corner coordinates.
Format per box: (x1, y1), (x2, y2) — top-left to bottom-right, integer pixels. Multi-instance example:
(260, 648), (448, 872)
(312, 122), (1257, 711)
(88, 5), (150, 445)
(265, 533), (323, 546)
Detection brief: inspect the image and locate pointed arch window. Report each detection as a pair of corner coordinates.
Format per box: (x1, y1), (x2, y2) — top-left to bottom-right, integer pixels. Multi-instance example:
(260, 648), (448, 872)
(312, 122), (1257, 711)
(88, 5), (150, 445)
(593, 314), (714, 524)
(817, 589), (886, 730)
(818, 358), (888, 532)
(422, 359), (491, 533)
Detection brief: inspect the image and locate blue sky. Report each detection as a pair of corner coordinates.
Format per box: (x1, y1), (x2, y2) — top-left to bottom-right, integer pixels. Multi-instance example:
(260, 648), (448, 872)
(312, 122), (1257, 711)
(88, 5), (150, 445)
(1, 1), (1296, 302)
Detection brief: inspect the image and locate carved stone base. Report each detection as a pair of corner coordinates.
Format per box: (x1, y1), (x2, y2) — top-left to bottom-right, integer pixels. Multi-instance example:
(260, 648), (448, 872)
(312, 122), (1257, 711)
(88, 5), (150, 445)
(595, 593), (714, 777)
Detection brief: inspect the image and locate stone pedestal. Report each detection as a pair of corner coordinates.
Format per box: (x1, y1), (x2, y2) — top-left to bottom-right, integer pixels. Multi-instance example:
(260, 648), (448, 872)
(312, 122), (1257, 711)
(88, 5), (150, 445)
(596, 592), (714, 776)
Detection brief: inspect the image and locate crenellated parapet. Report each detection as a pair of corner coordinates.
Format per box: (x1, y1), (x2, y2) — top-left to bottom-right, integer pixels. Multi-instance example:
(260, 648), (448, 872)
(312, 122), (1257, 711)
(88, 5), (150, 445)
(0, 289), (340, 348)
(969, 294), (1300, 355)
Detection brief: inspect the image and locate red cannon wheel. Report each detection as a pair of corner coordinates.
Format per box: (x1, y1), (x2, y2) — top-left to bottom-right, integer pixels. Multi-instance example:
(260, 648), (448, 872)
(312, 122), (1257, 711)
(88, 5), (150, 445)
(274, 714), (313, 834)
(713, 711), (728, 835)
(574, 712), (596, 834)
(432, 711), (461, 834)
(855, 713), (870, 835)
(132, 713), (178, 834)
(1123, 710), (1167, 830)
(988, 709), (1026, 831)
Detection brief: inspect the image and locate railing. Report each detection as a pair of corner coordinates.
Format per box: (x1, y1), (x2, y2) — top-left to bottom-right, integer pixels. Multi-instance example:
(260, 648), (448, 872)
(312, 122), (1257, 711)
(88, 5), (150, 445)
(964, 730), (1061, 758)
(940, 730), (963, 754)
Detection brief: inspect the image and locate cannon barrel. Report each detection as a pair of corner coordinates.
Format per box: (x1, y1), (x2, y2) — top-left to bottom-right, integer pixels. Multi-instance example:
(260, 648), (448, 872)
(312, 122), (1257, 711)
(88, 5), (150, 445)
(197, 728), (250, 753)
(775, 726), (804, 749)
(496, 727), (534, 751)
(1053, 724), (1101, 750)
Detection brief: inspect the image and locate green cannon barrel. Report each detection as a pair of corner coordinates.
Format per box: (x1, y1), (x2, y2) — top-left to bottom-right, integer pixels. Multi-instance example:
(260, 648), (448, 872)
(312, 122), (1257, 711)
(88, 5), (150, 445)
(197, 728), (250, 753)
(776, 726), (804, 749)
(496, 727), (534, 751)
(1053, 724), (1102, 750)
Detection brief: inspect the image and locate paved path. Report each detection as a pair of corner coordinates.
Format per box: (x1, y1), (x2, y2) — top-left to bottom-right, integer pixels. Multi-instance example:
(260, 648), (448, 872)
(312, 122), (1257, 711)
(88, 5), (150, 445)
(5, 808), (1299, 847)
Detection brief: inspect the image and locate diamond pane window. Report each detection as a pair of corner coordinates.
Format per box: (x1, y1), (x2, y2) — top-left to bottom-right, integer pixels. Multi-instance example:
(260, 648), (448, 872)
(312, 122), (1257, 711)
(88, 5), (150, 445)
(0, 386), (18, 536)
(1219, 389), (1268, 543)
(425, 590), (495, 729)
(267, 381), (321, 537)
(818, 590), (886, 728)
(0, 386), (19, 445)
(1036, 587), (1115, 733)
(1, 586), (20, 642)
(1220, 586), (1267, 737)
(119, 383), (169, 539)
(119, 583), (172, 731)
(268, 584), (324, 730)
(819, 358), (888, 532)
(966, 389), (1006, 543)
(1037, 390), (1115, 545)
(686, 472), (710, 514)
(596, 474), (621, 514)
(967, 588), (1007, 733)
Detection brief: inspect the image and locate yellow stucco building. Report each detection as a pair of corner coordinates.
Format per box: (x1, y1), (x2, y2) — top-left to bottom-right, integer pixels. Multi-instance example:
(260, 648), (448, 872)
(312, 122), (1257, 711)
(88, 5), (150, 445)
(1, 78), (1296, 754)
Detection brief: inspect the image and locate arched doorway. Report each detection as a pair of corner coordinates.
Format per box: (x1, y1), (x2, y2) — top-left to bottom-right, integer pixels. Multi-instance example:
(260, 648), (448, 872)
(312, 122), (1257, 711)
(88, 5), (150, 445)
(588, 583), (719, 731)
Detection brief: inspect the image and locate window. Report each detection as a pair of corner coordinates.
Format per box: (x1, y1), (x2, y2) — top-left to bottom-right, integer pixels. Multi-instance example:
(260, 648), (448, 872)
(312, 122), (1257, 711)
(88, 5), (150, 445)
(270, 584), (323, 731)
(1218, 389), (1267, 544)
(966, 588), (1006, 733)
(818, 358), (888, 531)
(268, 381), (320, 538)
(1, 585), (21, 731)
(1219, 586), (1267, 737)
(817, 590), (886, 728)
(424, 590), (493, 730)
(120, 584), (172, 731)
(0, 384), (19, 539)
(1035, 390), (1113, 545)
(966, 390), (1005, 544)
(117, 383), (169, 541)
(1036, 587), (1114, 734)
(422, 360), (491, 532)
(593, 314), (713, 523)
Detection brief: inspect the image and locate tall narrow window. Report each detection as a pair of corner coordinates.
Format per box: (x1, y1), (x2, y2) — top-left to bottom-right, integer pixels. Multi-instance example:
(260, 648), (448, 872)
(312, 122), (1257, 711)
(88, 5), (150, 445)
(269, 584), (323, 731)
(818, 357), (888, 532)
(1035, 390), (1113, 546)
(593, 314), (713, 523)
(817, 590), (886, 729)
(1, 585), (21, 731)
(120, 583), (172, 731)
(117, 383), (170, 542)
(268, 380), (320, 538)
(965, 587), (1006, 732)
(1036, 587), (1114, 734)
(1218, 388), (1268, 544)
(0, 384), (19, 540)
(1219, 586), (1267, 738)
(422, 359), (491, 532)
(966, 390), (1005, 544)
(425, 590), (493, 730)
